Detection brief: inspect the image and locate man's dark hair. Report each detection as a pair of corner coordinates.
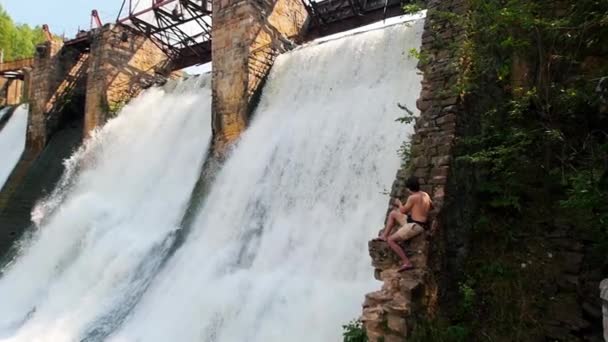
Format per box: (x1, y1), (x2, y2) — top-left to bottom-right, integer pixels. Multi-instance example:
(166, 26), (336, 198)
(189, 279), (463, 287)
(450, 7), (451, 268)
(406, 176), (420, 192)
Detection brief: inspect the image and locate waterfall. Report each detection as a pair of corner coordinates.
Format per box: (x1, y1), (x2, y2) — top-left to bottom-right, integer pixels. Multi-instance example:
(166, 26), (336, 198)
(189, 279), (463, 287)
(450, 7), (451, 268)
(0, 75), (212, 341)
(111, 18), (423, 342)
(0, 105), (28, 189)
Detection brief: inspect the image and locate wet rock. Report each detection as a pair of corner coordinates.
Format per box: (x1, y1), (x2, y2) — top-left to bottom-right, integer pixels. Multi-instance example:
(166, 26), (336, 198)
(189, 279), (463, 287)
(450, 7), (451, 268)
(363, 237), (427, 341)
(363, 291), (392, 308)
(369, 239), (400, 270)
(368, 233), (428, 271)
(386, 315), (407, 335)
(384, 333), (406, 342)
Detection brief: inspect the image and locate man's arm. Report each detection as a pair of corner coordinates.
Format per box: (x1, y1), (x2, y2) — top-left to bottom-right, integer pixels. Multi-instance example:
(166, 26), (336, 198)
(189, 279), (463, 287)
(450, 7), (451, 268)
(399, 196), (414, 215)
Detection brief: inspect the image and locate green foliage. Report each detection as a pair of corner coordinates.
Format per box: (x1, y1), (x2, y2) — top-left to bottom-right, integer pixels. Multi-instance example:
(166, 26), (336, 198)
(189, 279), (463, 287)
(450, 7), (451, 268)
(409, 319), (470, 342)
(107, 100), (127, 118)
(342, 319), (367, 342)
(456, 0), (608, 246)
(395, 103), (415, 166)
(398, 140), (412, 167)
(407, 48), (429, 66)
(458, 281), (476, 313)
(561, 167), (608, 261)
(435, 0), (608, 339)
(403, 2), (425, 15)
(395, 102), (415, 124)
(0, 5), (47, 61)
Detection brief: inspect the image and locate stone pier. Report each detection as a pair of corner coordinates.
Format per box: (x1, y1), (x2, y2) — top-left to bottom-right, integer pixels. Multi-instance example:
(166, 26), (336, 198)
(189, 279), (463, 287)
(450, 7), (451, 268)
(361, 0), (467, 339)
(84, 24), (169, 136)
(211, 0), (308, 154)
(28, 39), (71, 152)
(0, 78), (24, 106)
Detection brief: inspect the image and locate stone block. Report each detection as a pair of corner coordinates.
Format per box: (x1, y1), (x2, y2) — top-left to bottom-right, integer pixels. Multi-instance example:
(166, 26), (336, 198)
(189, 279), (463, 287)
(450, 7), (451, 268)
(84, 24), (167, 136)
(384, 333), (405, 342)
(387, 315), (407, 336)
(412, 156), (430, 168)
(212, 0), (308, 154)
(435, 113), (456, 126)
(431, 166), (450, 178)
(432, 185), (445, 200)
(431, 155), (452, 167)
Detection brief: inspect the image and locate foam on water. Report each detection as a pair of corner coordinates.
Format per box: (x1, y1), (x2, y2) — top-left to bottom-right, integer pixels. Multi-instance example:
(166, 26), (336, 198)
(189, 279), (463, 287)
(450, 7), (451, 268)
(0, 105), (28, 189)
(0, 75), (213, 342)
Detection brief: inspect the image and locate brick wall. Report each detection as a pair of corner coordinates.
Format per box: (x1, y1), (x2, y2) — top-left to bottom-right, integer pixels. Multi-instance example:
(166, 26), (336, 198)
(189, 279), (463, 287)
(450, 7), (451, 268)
(0, 77), (6, 106)
(0, 78), (24, 105)
(211, 0), (308, 155)
(84, 24), (168, 136)
(28, 39), (65, 152)
(27, 41), (89, 153)
(361, 1), (468, 340)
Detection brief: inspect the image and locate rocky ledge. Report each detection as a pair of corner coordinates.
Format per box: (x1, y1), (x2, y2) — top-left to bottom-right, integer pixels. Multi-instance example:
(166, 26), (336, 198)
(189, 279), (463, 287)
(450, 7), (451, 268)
(361, 225), (433, 341)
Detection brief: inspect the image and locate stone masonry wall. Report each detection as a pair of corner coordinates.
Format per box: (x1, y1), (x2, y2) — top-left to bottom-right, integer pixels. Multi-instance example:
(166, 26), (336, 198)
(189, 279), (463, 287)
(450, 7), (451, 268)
(28, 39), (63, 152)
(84, 24), (168, 136)
(28, 40), (87, 153)
(361, 1), (468, 340)
(0, 78), (24, 105)
(212, 0), (308, 155)
(7, 79), (24, 105)
(0, 77), (6, 106)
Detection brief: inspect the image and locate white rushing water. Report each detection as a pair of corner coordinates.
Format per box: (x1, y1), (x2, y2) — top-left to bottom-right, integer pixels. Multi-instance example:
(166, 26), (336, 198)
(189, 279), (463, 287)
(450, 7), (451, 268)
(0, 105), (28, 189)
(111, 19), (424, 342)
(0, 75), (212, 342)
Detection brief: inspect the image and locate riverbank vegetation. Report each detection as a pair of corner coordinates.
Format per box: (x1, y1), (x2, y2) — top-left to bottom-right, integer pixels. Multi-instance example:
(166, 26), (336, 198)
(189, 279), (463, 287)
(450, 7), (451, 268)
(0, 5), (47, 61)
(432, 0), (608, 340)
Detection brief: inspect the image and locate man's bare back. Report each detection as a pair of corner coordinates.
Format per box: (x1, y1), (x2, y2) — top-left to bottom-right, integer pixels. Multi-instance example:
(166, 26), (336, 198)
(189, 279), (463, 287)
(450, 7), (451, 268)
(403, 191), (432, 223)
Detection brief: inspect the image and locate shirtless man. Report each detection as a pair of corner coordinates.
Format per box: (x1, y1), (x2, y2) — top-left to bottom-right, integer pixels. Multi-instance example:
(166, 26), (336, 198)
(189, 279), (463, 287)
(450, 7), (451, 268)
(379, 176), (433, 272)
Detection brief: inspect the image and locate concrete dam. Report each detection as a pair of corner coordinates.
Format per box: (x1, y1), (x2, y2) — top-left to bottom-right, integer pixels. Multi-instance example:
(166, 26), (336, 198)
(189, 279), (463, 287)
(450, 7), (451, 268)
(0, 0), (482, 341)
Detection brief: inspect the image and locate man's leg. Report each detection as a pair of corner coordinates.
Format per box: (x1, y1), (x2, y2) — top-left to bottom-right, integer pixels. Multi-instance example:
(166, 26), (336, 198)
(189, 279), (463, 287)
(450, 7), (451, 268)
(388, 223), (424, 271)
(381, 209), (405, 240)
(387, 232), (412, 268)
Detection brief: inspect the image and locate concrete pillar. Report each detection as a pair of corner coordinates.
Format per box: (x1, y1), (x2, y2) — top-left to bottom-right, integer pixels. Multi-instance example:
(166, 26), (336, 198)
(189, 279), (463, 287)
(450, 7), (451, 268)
(6, 79), (23, 105)
(22, 67), (31, 103)
(84, 24), (168, 136)
(211, 0), (308, 154)
(27, 40), (64, 152)
(28, 40), (90, 152)
(0, 77), (7, 106)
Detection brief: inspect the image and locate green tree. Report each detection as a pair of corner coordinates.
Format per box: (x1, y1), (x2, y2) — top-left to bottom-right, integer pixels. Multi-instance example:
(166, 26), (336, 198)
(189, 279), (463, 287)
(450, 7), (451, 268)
(0, 4), (47, 62)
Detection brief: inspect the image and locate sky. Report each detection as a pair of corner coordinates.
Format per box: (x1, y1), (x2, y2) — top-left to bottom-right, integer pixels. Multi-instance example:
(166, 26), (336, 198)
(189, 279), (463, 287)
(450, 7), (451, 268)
(0, 0), (211, 73)
(0, 0), (128, 39)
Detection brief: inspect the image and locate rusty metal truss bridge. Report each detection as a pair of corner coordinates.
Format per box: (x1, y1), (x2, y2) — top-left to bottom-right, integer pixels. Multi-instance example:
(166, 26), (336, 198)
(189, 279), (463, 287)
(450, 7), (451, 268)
(0, 0), (412, 75)
(303, 0), (407, 37)
(117, 0), (213, 68)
